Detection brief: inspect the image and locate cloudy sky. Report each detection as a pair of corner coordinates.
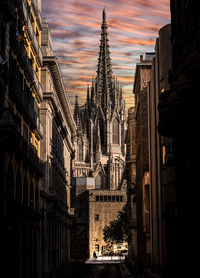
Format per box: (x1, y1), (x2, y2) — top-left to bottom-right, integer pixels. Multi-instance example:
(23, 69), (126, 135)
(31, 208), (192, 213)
(42, 0), (170, 109)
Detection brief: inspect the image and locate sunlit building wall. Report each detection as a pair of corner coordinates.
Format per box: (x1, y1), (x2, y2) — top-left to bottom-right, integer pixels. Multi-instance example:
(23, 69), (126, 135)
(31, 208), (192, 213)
(40, 18), (76, 276)
(0, 1), (43, 277)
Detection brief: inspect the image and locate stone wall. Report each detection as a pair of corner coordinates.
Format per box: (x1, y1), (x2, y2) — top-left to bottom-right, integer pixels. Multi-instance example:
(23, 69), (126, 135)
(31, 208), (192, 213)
(89, 189), (127, 257)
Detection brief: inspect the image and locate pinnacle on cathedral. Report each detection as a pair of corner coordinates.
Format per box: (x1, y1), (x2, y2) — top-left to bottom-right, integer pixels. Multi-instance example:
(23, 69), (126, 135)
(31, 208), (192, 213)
(73, 95), (82, 133)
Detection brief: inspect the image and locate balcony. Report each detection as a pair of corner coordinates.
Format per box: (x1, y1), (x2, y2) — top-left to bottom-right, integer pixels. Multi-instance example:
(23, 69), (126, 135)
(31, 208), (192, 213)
(22, 1), (43, 66)
(25, 56), (34, 82)
(33, 71), (43, 100)
(9, 26), (34, 82)
(30, 0), (42, 28)
(22, 0), (28, 19)
(16, 136), (44, 177)
(36, 116), (44, 138)
(18, 42), (27, 67)
(31, 32), (43, 66)
(23, 1), (34, 41)
(9, 72), (38, 129)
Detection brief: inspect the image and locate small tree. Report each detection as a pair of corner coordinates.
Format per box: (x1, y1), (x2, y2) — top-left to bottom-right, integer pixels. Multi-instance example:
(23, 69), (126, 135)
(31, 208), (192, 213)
(103, 205), (129, 247)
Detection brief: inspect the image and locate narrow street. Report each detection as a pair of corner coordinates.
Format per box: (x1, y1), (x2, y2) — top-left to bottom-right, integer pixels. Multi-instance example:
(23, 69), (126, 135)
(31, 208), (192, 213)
(1, 1), (198, 278)
(62, 263), (124, 278)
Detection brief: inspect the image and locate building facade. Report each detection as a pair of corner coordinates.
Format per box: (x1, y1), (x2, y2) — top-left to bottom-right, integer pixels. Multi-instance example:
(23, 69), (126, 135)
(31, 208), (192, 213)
(157, 1), (200, 276)
(147, 24), (177, 278)
(0, 1), (43, 277)
(126, 107), (137, 266)
(71, 9), (127, 260)
(88, 188), (127, 258)
(133, 53), (154, 273)
(40, 19), (76, 277)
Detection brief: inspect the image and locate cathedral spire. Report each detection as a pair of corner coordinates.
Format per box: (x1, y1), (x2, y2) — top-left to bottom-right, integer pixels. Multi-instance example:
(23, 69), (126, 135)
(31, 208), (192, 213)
(96, 9), (113, 103)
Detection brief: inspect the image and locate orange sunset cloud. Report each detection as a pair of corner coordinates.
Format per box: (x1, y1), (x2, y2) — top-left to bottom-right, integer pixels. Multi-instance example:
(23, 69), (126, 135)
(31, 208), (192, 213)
(42, 0), (170, 109)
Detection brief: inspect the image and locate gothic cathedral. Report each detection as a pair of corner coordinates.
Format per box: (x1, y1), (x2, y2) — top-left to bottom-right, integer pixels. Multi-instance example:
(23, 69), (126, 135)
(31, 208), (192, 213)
(73, 9), (127, 190)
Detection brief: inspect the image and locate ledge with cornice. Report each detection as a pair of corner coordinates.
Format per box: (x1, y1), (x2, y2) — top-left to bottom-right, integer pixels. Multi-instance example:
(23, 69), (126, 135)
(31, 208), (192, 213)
(43, 56), (76, 135)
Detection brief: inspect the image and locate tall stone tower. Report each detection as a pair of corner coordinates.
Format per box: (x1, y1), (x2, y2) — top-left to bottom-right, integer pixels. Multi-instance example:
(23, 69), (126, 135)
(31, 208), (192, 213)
(71, 10), (127, 260)
(73, 9), (126, 190)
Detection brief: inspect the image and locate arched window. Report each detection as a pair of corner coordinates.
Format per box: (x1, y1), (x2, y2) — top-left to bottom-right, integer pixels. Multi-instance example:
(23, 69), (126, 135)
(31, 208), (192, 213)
(112, 118), (119, 144)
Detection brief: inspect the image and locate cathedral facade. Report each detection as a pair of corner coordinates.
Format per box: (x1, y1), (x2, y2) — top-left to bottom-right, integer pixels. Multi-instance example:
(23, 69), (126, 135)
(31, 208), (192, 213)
(71, 9), (127, 259)
(73, 9), (127, 189)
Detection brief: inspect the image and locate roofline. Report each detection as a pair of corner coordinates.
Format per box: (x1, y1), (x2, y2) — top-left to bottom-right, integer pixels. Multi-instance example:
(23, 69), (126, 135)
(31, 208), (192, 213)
(43, 56), (77, 134)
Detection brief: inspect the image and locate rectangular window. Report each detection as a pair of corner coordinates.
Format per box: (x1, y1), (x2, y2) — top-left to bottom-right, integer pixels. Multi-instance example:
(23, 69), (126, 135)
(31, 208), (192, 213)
(104, 195), (108, 202)
(112, 196), (115, 202)
(96, 196), (99, 202)
(108, 196), (111, 202)
(95, 214), (99, 221)
(100, 196), (103, 202)
(116, 196), (119, 202)
(162, 145), (166, 165)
